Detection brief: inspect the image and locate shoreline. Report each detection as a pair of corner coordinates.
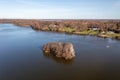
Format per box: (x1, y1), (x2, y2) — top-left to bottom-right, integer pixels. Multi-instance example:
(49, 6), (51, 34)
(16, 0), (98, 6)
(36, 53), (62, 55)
(0, 19), (120, 40)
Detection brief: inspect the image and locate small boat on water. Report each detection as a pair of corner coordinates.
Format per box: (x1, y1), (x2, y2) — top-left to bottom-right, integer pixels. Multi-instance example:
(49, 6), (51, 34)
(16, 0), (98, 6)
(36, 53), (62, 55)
(106, 45), (110, 48)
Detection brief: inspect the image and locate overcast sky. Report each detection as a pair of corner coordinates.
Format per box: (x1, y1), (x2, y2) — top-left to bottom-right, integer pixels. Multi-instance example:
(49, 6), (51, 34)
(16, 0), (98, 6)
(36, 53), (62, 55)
(0, 0), (120, 19)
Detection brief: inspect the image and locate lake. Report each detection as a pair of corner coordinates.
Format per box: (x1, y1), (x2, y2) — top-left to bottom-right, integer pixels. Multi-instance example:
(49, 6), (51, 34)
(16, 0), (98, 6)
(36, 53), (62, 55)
(0, 24), (120, 80)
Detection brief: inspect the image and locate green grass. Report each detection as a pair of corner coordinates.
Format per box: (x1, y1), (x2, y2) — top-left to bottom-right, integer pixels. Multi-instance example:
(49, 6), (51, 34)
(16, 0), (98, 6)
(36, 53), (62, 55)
(88, 30), (99, 35)
(106, 33), (120, 38)
(74, 31), (88, 35)
(98, 32), (120, 39)
(74, 30), (99, 35)
(64, 27), (75, 33)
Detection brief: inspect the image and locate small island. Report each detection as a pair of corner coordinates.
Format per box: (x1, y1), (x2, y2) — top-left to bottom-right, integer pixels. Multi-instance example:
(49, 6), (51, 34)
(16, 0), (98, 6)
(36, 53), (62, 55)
(0, 19), (120, 40)
(43, 42), (75, 60)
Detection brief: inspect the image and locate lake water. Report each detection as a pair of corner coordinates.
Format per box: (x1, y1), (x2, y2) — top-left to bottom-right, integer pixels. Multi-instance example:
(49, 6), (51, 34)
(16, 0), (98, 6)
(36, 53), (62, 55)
(0, 24), (120, 80)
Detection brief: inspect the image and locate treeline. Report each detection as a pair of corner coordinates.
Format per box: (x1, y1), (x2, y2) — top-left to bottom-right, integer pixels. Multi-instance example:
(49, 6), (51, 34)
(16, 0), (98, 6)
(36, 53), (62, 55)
(0, 19), (120, 33)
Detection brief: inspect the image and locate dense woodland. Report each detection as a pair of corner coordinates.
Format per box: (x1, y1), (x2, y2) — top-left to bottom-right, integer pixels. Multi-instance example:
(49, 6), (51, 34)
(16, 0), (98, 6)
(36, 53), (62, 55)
(0, 19), (120, 33)
(0, 19), (120, 39)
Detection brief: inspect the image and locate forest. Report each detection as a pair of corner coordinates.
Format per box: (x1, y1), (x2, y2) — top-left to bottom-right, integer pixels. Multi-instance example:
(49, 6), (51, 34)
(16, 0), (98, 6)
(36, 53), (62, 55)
(0, 19), (120, 39)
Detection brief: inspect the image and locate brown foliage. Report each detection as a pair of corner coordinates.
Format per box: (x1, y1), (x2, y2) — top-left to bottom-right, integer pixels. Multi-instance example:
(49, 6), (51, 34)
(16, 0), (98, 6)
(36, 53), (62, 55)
(0, 19), (120, 33)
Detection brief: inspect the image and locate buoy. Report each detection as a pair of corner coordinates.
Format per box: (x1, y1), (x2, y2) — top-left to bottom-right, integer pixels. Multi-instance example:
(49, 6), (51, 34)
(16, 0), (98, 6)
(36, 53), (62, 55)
(106, 46), (110, 48)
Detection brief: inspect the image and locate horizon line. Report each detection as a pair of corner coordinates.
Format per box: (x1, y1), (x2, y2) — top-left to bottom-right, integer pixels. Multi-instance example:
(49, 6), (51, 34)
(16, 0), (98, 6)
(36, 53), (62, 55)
(0, 18), (120, 20)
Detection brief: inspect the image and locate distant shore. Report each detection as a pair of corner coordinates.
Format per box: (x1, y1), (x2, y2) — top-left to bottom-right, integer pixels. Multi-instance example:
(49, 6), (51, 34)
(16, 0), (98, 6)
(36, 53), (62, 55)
(0, 19), (120, 40)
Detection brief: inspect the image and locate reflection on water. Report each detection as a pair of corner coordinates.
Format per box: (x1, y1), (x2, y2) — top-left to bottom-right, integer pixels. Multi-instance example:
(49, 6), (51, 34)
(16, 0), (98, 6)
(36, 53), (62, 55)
(0, 24), (120, 80)
(43, 52), (74, 64)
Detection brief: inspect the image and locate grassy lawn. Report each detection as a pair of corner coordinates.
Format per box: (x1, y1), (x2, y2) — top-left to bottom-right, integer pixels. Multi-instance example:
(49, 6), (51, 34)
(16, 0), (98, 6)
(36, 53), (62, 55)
(74, 30), (99, 35)
(88, 30), (99, 35)
(64, 27), (75, 33)
(106, 33), (120, 38)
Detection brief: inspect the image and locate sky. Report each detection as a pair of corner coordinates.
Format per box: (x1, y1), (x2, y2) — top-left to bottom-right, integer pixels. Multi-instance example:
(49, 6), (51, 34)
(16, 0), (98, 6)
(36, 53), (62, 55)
(0, 0), (120, 19)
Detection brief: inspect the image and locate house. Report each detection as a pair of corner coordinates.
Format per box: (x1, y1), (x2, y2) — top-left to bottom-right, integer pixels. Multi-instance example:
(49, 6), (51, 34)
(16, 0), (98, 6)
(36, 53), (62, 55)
(101, 31), (105, 34)
(107, 29), (115, 34)
(89, 26), (100, 31)
(53, 24), (58, 27)
(108, 31), (115, 34)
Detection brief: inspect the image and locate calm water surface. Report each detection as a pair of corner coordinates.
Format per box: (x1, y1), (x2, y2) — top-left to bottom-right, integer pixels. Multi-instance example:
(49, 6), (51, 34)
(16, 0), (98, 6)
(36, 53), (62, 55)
(0, 24), (120, 80)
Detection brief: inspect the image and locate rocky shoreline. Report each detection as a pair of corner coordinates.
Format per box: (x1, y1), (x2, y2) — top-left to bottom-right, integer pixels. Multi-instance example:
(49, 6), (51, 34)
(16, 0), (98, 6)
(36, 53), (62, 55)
(0, 19), (120, 40)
